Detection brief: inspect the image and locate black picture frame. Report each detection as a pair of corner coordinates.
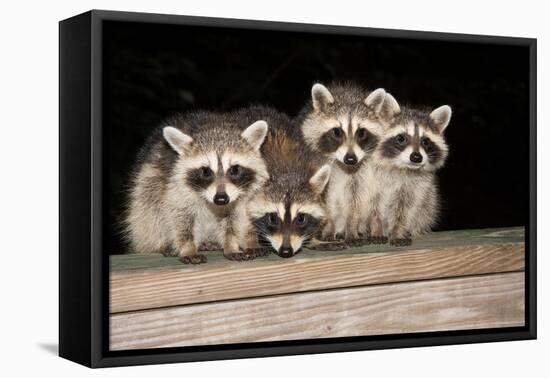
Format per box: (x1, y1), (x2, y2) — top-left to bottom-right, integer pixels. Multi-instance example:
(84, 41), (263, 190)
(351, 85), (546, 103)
(59, 9), (537, 368)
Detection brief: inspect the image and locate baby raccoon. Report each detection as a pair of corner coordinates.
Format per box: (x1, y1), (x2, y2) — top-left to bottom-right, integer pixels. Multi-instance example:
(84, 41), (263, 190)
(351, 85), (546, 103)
(124, 110), (269, 264)
(242, 106), (331, 258)
(298, 82), (394, 244)
(365, 94), (452, 245)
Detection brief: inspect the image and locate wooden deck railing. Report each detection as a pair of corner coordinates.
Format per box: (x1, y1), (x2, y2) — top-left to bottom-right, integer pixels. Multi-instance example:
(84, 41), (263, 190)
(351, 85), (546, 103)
(109, 227), (525, 351)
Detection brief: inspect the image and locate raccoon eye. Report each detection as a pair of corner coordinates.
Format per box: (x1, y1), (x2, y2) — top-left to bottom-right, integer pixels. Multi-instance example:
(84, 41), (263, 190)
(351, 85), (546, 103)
(295, 213), (308, 227)
(200, 167), (213, 179)
(356, 128), (367, 140)
(267, 213), (280, 227)
(421, 137), (431, 147)
(228, 164), (242, 178)
(331, 127), (343, 139)
(396, 134), (407, 145)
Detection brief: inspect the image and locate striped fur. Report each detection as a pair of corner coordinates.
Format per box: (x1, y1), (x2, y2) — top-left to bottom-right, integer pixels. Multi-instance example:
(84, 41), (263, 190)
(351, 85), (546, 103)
(364, 95), (452, 245)
(243, 106), (331, 258)
(297, 82), (394, 241)
(123, 109), (269, 263)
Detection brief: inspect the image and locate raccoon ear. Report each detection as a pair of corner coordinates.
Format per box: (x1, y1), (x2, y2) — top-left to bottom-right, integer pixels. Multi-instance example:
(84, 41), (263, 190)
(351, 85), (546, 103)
(309, 164), (331, 195)
(163, 126), (193, 155)
(311, 83), (334, 112)
(241, 120), (268, 150)
(364, 88), (387, 113)
(375, 93), (401, 121)
(430, 105), (452, 133)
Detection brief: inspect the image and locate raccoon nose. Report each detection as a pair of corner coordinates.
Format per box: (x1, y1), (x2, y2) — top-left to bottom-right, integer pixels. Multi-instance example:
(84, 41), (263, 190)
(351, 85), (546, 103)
(278, 247), (294, 258)
(213, 192), (229, 205)
(343, 153), (358, 165)
(410, 152), (423, 163)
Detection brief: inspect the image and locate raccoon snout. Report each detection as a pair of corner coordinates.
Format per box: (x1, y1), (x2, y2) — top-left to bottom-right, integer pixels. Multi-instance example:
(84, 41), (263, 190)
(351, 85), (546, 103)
(213, 192), (230, 205)
(410, 152), (423, 164)
(278, 246), (294, 258)
(343, 153), (358, 165)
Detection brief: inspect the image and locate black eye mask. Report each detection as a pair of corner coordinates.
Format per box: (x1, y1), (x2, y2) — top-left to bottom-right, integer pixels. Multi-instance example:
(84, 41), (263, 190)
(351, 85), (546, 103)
(420, 137), (443, 164)
(226, 165), (256, 189)
(253, 212), (321, 249)
(381, 133), (411, 159)
(185, 166), (215, 190)
(355, 127), (379, 152)
(318, 127), (344, 153)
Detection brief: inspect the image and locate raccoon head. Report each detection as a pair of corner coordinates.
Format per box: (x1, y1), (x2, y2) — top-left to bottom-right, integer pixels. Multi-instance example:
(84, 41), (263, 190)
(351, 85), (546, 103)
(377, 95), (451, 172)
(248, 164), (331, 258)
(301, 83), (394, 172)
(163, 120), (269, 207)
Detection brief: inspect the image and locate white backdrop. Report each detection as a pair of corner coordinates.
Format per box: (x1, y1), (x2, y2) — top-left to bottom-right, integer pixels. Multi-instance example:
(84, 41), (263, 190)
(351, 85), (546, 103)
(0, 0), (546, 376)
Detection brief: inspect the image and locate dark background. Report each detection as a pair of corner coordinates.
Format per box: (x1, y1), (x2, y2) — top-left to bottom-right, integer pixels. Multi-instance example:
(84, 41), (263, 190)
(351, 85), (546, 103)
(103, 21), (530, 254)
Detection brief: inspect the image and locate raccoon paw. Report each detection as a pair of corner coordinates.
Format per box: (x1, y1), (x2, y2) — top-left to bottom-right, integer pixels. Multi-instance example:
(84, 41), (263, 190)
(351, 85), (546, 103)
(224, 252), (256, 262)
(345, 238), (371, 247)
(180, 254), (208, 264)
(309, 241), (348, 251)
(198, 242), (222, 251)
(367, 235), (388, 244)
(245, 247), (272, 257)
(319, 234), (343, 242)
(389, 237), (412, 247)
(334, 233), (346, 241)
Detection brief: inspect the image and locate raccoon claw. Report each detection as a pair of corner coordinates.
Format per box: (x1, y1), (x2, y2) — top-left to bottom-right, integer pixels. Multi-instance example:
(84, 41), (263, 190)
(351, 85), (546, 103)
(368, 235), (388, 244)
(346, 238), (370, 247)
(309, 241), (348, 251)
(224, 252), (256, 262)
(319, 234), (343, 242)
(390, 237), (412, 246)
(334, 233), (346, 241)
(198, 242), (221, 251)
(180, 254), (207, 264)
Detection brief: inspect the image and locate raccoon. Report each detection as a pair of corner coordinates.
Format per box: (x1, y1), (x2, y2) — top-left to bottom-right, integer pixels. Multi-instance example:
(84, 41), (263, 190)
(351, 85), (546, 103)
(365, 94), (452, 245)
(298, 82), (395, 244)
(124, 110), (269, 264)
(241, 106), (332, 258)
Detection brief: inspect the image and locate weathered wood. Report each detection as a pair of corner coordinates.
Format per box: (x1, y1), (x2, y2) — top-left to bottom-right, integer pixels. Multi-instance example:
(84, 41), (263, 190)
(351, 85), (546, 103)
(110, 272), (525, 350)
(111, 227), (524, 271)
(110, 227), (524, 313)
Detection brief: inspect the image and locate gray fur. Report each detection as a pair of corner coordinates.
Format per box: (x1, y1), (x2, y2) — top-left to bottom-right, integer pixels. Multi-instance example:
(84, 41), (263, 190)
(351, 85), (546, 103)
(243, 106), (331, 257)
(365, 97), (452, 244)
(297, 82), (390, 241)
(123, 109), (269, 262)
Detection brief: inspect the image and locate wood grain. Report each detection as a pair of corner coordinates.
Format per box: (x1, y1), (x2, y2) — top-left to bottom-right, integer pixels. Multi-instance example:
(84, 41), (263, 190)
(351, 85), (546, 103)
(111, 241), (524, 313)
(110, 272), (525, 350)
(111, 227), (525, 271)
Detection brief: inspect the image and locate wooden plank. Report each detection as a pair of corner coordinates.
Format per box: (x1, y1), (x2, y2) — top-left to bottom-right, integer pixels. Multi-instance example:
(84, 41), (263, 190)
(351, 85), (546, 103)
(110, 272), (525, 350)
(111, 240), (524, 313)
(111, 227), (524, 272)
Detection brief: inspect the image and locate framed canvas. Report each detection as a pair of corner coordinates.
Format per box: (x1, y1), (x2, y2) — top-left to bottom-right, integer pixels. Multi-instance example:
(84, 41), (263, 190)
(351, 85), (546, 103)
(59, 10), (537, 368)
